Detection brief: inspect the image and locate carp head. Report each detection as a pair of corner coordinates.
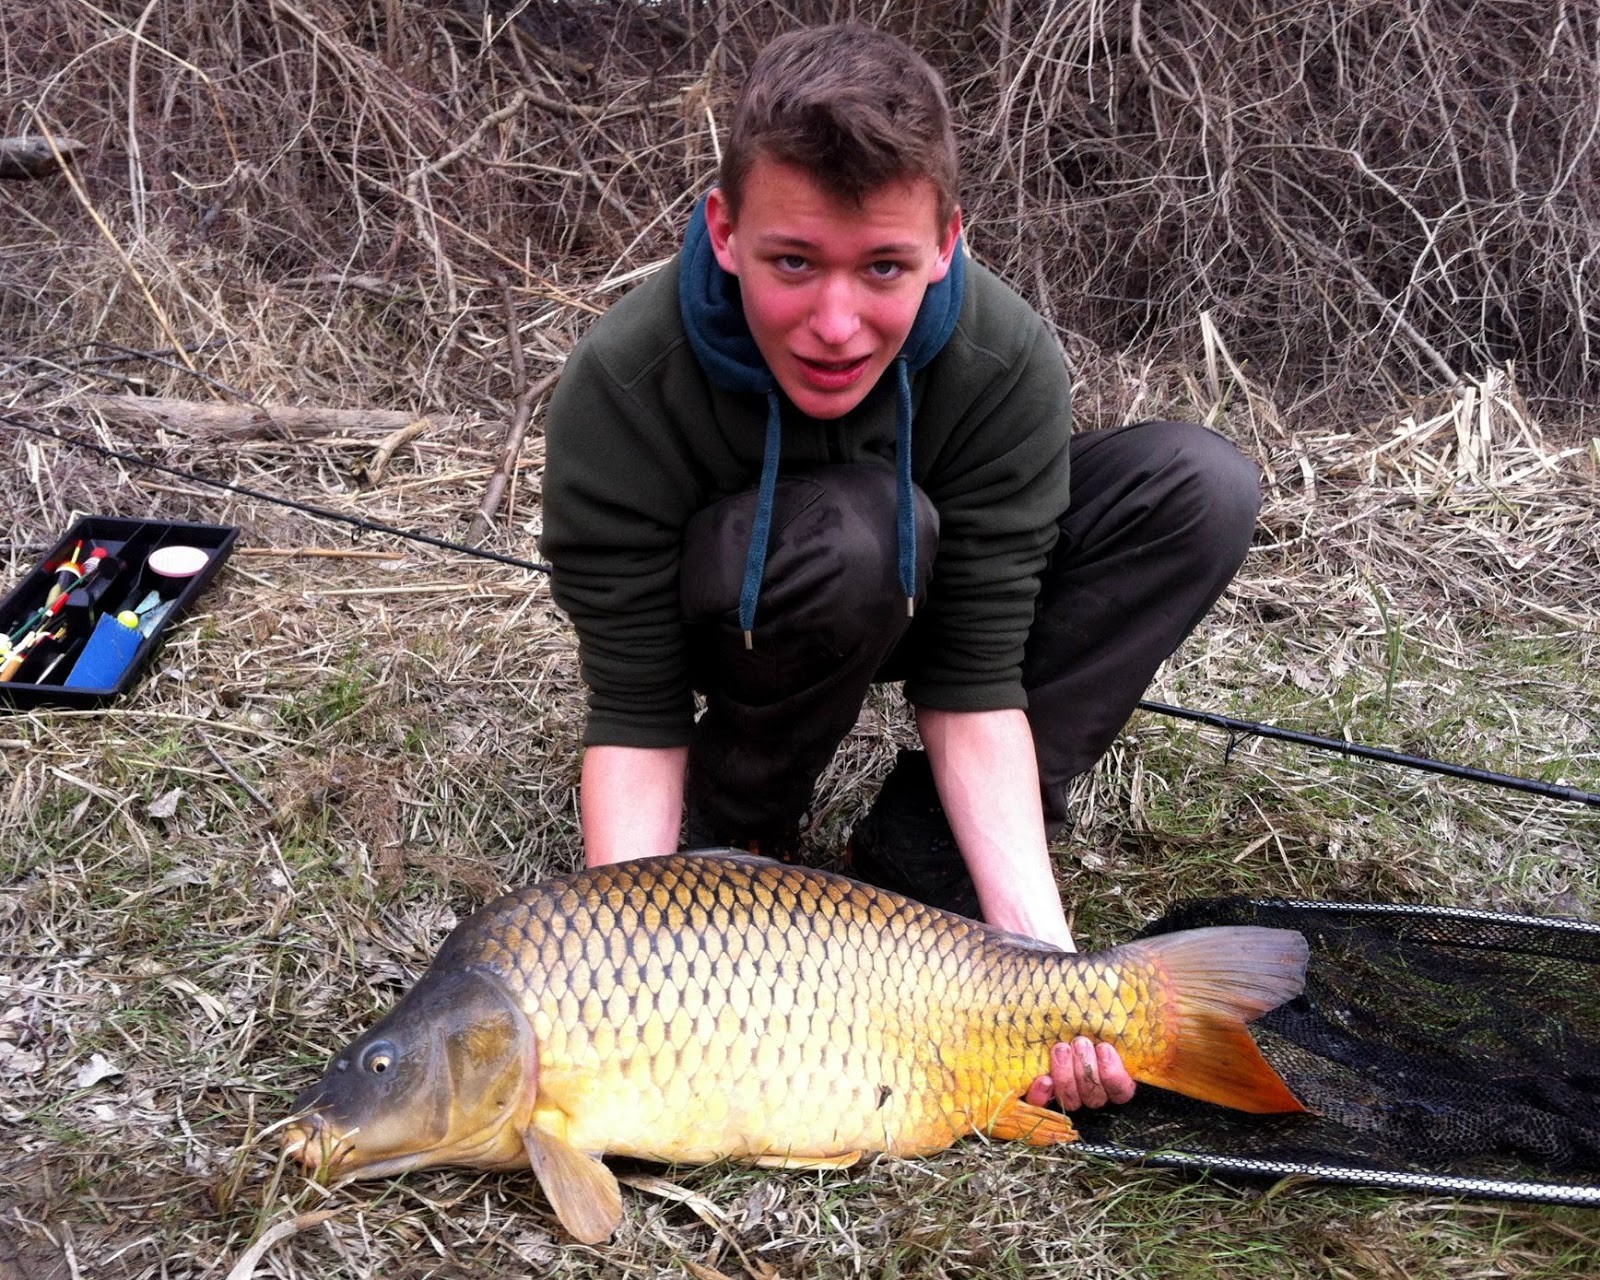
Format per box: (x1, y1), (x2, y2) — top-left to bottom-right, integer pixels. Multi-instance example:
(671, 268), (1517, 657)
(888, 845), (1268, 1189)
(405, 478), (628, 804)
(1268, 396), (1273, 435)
(284, 967), (537, 1180)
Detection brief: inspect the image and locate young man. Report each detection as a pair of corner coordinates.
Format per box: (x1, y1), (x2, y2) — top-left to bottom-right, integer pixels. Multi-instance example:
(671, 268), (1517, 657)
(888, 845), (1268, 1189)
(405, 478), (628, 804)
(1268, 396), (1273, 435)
(541, 25), (1260, 1111)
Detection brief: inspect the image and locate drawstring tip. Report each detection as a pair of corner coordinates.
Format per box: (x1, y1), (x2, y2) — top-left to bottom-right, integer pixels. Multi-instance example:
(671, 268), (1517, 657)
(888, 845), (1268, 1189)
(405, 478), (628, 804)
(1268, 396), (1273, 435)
(906, 596), (915, 618)
(743, 629), (754, 650)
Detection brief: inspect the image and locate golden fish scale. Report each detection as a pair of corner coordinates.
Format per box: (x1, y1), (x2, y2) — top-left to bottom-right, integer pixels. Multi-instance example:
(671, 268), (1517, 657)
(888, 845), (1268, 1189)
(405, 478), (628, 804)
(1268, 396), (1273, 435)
(445, 857), (1169, 1163)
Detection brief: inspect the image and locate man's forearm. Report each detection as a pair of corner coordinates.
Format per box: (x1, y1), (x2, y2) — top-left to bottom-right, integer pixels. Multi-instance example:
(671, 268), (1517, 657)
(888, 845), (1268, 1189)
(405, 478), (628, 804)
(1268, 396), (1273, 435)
(915, 705), (1076, 950)
(581, 744), (689, 866)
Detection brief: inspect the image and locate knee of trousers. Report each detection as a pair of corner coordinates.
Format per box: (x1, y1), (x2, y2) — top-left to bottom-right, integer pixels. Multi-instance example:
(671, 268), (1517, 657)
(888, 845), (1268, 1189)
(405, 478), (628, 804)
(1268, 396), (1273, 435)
(681, 462), (940, 658)
(1131, 420), (1262, 564)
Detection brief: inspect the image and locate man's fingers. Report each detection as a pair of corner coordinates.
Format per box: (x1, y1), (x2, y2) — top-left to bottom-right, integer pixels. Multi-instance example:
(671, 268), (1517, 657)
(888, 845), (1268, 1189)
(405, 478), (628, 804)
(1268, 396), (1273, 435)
(1047, 1041), (1082, 1111)
(1036, 1039), (1138, 1112)
(1097, 1041), (1138, 1104)
(1069, 1036), (1109, 1108)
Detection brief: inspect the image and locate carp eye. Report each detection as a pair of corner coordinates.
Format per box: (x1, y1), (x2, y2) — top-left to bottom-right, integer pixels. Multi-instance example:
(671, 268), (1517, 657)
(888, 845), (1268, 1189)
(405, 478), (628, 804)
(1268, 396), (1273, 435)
(360, 1042), (396, 1075)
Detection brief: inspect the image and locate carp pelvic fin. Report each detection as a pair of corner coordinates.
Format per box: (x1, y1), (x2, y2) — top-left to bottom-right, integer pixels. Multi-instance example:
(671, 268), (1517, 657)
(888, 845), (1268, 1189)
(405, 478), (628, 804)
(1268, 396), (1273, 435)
(522, 1125), (623, 1244)
(1120, 925), (1308, 1115)
(984, 1097), (1079, 1146)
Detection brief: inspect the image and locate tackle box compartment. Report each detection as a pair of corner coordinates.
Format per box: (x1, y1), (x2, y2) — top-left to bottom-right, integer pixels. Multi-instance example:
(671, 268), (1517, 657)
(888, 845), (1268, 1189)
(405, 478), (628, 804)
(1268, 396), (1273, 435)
(0, 515), (238, 709)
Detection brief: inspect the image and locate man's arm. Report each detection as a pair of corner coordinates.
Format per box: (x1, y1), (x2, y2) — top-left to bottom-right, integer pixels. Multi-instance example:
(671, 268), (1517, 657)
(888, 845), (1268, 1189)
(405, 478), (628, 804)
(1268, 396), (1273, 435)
(916, 705), (1074, 944)
(581, 744), (689, 867)
(916, 705), (1136, 1109)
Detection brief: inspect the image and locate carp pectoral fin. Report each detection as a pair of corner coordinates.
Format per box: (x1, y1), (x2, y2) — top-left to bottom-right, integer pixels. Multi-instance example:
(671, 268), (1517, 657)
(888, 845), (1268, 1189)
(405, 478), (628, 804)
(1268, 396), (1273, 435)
(747, 1150), (863, 1170)
(984, 1099), (1080, 1146)
(522, 1126), (623, 1244)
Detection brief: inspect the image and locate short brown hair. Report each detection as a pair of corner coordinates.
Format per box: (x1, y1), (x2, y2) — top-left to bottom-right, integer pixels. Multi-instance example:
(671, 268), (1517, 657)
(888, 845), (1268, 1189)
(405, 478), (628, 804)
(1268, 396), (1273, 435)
(721, 24), (959, 228)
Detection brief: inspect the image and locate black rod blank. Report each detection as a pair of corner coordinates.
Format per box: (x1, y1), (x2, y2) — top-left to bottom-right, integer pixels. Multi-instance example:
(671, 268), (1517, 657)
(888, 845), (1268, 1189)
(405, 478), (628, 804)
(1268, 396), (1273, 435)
(1139, 700), (1600, 808)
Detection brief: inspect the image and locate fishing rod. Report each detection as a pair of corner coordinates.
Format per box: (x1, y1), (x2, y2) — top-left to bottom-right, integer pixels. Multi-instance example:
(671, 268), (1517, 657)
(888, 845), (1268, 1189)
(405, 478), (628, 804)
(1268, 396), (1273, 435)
(0, 409), (550, 573)
(4, 409), (1597, 809)
(1140, 701), (1600, 809)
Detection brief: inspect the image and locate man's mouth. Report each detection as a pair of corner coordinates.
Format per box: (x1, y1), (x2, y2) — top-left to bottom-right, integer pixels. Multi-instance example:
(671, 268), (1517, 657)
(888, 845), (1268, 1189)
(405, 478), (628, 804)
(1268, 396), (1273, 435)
(794, 353), (872, 390)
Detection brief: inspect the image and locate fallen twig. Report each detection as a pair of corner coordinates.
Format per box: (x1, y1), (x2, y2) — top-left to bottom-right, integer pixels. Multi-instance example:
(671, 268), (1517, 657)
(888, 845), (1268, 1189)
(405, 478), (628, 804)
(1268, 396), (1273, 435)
(0, 134), (87, 180)
(357, 418), (431, 488)
(88, 395), (439, 442)
(196, 728), (275, 814)
(234, 547), (405, 560)
(222, 1210), (341, 1280)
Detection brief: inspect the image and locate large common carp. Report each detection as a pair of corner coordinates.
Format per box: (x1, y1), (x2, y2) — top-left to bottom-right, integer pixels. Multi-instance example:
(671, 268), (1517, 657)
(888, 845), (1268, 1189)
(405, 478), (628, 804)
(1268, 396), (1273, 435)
(286, 854), (1306, 1243)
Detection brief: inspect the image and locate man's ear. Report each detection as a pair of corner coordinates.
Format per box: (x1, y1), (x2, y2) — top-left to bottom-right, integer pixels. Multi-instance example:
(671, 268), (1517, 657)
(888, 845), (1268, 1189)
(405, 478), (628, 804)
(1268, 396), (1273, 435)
(928, 206), (963, 284)
(705, 187), (740, 276)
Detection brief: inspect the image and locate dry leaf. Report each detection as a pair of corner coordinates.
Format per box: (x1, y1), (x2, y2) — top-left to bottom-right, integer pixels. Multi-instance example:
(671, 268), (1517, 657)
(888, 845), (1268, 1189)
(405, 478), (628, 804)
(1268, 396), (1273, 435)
(684, 1264), (738, 1280)
(0, 1043), (44, 1076)
(75, 1052), (123, 1088)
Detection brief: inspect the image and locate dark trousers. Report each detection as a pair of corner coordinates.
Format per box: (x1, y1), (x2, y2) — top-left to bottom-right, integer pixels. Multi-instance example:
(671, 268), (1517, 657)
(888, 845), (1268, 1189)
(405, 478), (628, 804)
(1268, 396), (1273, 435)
(679, 420), (1262, 859)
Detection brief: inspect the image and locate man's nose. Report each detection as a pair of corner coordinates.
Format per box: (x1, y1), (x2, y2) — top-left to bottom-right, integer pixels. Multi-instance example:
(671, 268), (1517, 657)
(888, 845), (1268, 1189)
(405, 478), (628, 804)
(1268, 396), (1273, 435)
(808, 276), (861, 346)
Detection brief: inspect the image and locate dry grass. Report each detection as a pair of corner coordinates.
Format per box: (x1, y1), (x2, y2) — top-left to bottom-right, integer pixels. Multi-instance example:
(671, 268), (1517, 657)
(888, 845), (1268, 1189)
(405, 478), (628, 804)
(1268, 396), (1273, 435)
(2, 2), (1599, 1277)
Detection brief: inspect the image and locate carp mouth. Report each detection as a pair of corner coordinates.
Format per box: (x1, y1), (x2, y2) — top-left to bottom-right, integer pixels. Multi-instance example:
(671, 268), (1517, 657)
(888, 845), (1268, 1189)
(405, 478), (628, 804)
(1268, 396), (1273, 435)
(282, 1110), (442, 1181)
(282, 1111), (356, 1176)
(284, 1106), (539, 1181)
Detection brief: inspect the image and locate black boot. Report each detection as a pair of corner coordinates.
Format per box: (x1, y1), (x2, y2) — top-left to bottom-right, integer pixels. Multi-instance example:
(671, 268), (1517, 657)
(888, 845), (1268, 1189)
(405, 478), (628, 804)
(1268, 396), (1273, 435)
(847, 749), (982, 919)
(683, 788), (803, 863)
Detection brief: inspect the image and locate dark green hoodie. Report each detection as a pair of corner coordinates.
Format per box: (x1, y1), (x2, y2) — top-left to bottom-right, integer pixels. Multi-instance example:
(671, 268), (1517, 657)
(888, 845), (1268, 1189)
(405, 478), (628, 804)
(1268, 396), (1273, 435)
(541, 253), (1073, 748)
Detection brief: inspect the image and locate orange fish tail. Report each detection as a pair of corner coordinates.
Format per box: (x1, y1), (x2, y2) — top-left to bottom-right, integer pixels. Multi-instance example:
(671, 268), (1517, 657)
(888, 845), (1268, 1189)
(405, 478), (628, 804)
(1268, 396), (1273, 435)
(1108, 926), (1308, 1114)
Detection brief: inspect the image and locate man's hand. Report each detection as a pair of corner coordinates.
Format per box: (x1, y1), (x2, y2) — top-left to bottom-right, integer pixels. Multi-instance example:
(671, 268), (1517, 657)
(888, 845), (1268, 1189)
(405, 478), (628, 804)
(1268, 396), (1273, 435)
(1025, 1036), (1137, 1111)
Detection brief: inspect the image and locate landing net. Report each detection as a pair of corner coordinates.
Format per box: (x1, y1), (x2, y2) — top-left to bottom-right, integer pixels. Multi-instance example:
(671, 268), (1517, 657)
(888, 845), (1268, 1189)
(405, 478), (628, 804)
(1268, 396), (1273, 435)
(1072, 898), (1600, 1207)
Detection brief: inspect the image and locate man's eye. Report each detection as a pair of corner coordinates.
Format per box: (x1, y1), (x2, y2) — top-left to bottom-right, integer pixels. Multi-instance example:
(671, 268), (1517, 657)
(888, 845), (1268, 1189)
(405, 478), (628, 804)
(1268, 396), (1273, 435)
(868, 261), (906, 281)
(775, 255), (809, 273)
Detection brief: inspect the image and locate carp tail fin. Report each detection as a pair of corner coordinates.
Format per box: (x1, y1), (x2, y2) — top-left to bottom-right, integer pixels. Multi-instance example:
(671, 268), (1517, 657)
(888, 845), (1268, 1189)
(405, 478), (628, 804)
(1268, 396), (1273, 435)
(1116, 925), (1308, 1114)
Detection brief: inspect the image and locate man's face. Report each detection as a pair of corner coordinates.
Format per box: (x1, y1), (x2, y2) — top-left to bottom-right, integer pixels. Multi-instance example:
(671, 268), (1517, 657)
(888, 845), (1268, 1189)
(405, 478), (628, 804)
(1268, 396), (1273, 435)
(706, 157), (962, 420)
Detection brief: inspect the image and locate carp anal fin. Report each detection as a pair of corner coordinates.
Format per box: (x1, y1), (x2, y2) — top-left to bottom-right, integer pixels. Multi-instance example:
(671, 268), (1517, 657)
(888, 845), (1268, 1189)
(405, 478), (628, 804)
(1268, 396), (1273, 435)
(1121, 925), (1309, 1115)
(748, 1149), (863, 1169)
(984, 1097), (1080, 1146)
(523, 1125), (623, 1244)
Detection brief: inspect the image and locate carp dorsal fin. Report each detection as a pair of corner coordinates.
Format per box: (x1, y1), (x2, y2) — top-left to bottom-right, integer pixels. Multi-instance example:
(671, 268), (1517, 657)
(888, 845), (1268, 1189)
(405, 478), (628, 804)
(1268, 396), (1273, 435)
(522, 1125), (623, 1244)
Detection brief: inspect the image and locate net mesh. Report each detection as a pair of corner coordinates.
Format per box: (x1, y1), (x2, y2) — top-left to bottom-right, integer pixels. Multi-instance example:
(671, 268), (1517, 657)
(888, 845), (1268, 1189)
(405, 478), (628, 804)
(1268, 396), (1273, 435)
(1070, 898), (1600, 1205)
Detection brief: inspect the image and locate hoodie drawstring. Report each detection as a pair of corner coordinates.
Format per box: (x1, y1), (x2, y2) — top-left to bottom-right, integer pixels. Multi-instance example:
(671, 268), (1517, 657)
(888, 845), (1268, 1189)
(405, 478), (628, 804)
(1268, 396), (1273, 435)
(737, 358), (919, 645)
(739, 391), (784, 648)
(893, 356), (917, 616)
